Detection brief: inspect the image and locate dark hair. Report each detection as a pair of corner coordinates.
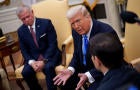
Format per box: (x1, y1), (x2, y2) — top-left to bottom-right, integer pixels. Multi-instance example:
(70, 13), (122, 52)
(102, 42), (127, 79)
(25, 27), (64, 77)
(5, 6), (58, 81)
(89, 33), (124, 69)
(0, 28), (3, 37)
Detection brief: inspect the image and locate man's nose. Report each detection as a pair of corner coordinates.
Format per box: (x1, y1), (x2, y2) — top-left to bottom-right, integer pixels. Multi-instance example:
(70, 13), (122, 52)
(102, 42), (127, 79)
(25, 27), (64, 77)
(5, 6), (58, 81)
(25, 18), (29, 22)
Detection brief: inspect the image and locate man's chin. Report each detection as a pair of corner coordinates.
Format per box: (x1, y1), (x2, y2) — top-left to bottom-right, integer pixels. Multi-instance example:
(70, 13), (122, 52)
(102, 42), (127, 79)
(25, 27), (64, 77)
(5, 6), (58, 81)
(78, 32), (85, 35)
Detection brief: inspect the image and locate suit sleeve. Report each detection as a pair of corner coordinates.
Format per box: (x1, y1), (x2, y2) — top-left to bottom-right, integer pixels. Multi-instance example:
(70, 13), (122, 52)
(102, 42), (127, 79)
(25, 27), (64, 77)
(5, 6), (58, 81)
(89, 68), (103, 82)
(69, 30), (81, 70)
(18, 29), (33, 63)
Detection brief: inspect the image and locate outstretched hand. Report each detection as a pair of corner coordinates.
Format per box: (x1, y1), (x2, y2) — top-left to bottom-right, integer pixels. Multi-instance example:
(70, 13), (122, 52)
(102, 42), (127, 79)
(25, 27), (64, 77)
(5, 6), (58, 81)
(76, 73), (88, 90)
(53, 69), (73, 86)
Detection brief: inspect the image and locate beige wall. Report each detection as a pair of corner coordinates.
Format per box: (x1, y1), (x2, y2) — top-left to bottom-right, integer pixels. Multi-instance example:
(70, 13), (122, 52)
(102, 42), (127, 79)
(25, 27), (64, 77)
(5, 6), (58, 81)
(124, 0), (140, 62)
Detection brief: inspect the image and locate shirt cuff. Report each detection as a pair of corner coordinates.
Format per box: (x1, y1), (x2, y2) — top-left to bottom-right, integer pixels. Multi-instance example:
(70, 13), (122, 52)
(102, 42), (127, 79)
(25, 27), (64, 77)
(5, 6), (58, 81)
(28, 60), (35, 65)
(68, 66), (75, 74)
(85, 71), (95, 83)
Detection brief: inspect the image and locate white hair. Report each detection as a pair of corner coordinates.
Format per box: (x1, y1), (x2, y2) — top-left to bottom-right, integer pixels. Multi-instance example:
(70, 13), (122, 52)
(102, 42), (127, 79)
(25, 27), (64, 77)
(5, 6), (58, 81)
(66, 5), (90, 19)
(16, 5), (32, 16)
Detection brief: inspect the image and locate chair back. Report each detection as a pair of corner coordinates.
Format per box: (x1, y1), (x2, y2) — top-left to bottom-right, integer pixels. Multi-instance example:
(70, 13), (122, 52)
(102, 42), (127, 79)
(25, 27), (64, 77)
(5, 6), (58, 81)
(32, 0), (72, 52)
(124, 0), (140, 62)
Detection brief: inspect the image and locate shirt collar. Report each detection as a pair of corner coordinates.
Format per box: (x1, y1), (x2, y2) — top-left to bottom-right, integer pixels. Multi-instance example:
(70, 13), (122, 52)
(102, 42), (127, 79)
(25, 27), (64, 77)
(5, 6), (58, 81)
(104, 69), (109, 76)
(28, 18), (36, 29)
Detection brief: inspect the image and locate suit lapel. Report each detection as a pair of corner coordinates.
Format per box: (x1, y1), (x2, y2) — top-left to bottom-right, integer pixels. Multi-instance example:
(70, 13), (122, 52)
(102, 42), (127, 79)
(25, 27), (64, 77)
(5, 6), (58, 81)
(23, 25), (32, 38)
(89, 19), (96, 40)
(22, 25), (37, 47)
(35, 18), (41, 42)
(78, 35), (83, 63)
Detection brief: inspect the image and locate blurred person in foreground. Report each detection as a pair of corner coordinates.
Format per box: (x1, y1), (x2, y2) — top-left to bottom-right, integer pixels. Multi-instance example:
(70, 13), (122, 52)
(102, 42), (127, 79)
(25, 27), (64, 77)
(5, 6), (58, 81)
(16, 5), (61, 90)
(89, 33), (140, 90)
(53, 5), (118, 90)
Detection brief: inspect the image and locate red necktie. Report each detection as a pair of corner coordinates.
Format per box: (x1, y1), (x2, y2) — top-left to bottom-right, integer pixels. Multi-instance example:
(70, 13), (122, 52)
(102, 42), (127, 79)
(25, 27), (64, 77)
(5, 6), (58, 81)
(30, 26), (44, 60)
(30, 26), (38, 47)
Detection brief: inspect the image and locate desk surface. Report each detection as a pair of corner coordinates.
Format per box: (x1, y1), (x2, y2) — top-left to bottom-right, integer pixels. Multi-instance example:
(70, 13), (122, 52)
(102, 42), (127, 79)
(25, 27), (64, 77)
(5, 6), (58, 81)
(0, 40), (15, 50)
(0, 31), (18, 50)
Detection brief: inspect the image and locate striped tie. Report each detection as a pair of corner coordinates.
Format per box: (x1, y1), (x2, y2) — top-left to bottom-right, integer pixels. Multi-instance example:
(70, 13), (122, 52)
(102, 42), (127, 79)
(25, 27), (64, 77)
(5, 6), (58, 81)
(30, 26), (44, 61)
(30, 26), (38, 47)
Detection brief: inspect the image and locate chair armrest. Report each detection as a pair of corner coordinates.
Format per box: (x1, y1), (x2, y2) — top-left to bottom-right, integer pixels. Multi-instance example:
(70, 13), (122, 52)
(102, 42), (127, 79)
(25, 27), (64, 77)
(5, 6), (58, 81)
(55, 35), (73, 74)
(61, 35), (73, 66)
(130, 58), (140, 65)
(120, 38), (125, 47)
(62, 35), (73, 46)
(15, 65), (24, 78)
(130, 58), (140, 72)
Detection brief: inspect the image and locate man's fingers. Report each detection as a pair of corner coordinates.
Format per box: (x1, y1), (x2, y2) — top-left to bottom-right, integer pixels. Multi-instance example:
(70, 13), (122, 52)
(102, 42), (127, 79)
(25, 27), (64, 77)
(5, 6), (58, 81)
(54, 77), (61, 85)
(63, 80), (66, 86)
(53, 73), (62, 81)
(78, 73), (82, 77)
(53, 75), (59, 81)
(75, 87), (80, 90)
(76, 80), (83, 90)
(57, 79), (63, 86)
(53, 71), (68, 86)
(76, 84), (81, 90)
(76, 73), (86, 90)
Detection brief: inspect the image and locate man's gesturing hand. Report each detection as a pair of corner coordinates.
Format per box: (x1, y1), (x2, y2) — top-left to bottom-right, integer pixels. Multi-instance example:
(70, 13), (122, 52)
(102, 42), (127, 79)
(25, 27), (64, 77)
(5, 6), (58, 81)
(53, 69), (73, 86)
(76, 73), (88, 90)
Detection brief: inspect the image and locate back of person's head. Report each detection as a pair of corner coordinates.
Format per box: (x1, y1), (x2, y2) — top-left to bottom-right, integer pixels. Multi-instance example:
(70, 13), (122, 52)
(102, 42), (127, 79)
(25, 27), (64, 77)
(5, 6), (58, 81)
(16, 5), (31, 16)
(90, 33), (124, 69)
(0, 28), (3, 37)
(66, 5), (90, 19)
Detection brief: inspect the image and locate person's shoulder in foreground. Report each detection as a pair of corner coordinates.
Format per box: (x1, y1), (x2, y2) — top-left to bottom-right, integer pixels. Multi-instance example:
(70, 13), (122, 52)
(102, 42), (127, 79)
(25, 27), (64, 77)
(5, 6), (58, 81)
(89, 32), (140, 90)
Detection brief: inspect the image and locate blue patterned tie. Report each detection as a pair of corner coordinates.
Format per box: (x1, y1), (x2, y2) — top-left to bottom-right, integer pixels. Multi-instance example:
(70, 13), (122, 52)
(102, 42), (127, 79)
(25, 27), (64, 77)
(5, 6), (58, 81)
(82, 35), (88, 66)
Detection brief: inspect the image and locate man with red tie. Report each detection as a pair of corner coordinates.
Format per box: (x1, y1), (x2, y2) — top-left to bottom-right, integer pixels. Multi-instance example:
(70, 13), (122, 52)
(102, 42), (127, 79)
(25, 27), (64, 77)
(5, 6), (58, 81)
(16, 5), (61, 90)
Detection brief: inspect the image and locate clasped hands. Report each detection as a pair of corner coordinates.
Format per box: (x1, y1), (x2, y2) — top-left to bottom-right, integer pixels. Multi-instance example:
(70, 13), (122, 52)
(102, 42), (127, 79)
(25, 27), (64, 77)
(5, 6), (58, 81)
(31, 61), (45, 72)
(53, 69), (88, 90)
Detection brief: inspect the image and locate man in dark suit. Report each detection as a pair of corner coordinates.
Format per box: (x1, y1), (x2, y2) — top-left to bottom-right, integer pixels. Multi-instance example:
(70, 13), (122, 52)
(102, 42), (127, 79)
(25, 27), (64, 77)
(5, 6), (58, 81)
(53, 5), (118, 90)
(89, 33), (140, 90)
(16, 5), (61, 90)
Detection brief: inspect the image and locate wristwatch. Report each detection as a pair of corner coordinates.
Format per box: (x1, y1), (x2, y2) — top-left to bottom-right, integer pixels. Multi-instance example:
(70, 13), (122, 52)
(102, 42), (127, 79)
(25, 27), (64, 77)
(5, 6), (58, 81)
(43, 59), (48, 64)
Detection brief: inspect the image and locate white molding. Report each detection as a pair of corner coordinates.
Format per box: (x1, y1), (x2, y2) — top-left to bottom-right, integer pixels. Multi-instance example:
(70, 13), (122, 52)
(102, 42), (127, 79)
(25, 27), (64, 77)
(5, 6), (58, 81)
(0, 7), (18, 22)
(0, 7), (22, 34)
(97, 0), (122, 38)
(68, 0), (83, 6)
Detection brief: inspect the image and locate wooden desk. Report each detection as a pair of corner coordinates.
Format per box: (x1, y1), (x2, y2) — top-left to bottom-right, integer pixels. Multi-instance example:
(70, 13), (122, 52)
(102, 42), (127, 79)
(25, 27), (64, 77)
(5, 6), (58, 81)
(0, 32), (24, 90)
(0, 40), (20, 80)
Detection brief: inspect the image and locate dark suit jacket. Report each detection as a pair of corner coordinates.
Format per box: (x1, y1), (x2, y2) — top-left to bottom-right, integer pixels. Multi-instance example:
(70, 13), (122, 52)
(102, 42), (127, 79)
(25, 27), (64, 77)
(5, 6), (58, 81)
(97, 65), (140, 90)
(18, 18), (61, 64)
(69, 19), (118, 80)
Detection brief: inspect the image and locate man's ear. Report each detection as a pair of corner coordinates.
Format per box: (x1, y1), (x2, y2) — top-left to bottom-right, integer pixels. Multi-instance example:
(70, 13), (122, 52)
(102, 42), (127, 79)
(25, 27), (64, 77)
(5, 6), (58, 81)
(95, 56), (102, 66)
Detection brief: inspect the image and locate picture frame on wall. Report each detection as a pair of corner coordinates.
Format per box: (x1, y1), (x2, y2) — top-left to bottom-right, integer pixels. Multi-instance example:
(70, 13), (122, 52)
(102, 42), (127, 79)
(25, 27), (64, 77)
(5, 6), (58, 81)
(0, 0), (10, 6)
(84, 0), (98, 10)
